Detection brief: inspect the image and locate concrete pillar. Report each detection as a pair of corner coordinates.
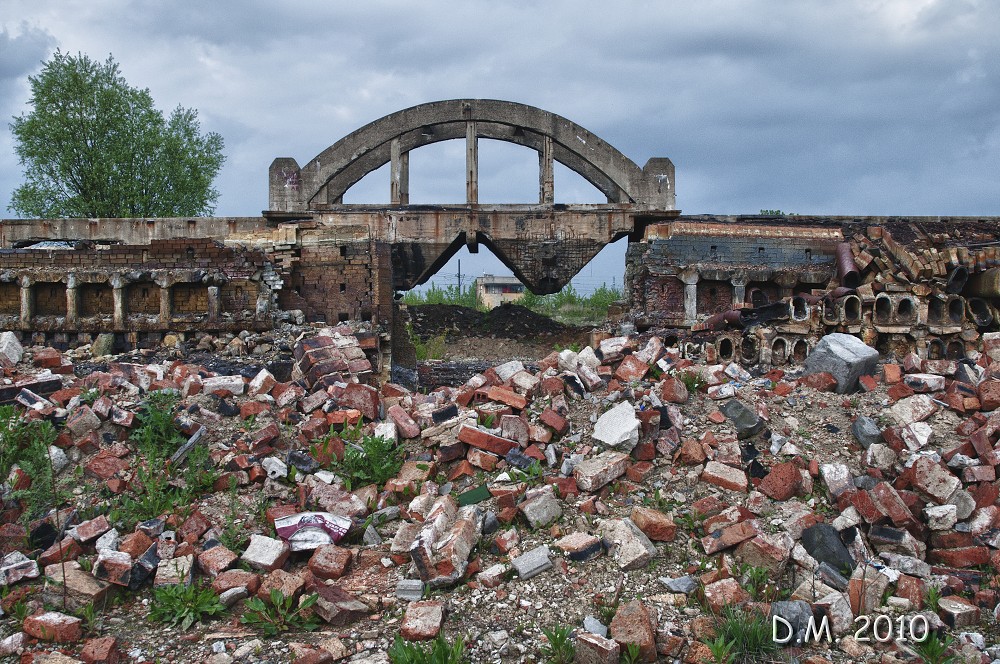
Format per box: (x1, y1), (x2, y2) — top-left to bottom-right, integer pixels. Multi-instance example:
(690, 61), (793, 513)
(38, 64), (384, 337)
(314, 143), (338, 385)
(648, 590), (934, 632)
(66, 274), (79, 326)
(466, 120), (478, 204)
(207, 286), (220, 323)
(111, 276), (125, 328)
(19, 276), (33, 327)
(157, 278), (172, 324)
(539, 135), (554, 204)
(679, 268), (700, 326)
(390, 137), (409, 205)
(731, 274), (747, 307)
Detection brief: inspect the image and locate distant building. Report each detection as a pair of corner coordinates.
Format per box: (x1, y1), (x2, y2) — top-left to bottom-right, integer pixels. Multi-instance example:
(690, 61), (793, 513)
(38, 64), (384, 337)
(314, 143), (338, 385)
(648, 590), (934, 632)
(474, 275), (526, 309)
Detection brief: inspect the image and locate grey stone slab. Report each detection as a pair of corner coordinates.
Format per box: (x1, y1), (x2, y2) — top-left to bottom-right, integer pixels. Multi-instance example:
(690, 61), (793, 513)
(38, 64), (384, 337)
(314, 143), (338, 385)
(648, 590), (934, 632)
(511, 545), (552, 579)
(803, 333), (879, 393)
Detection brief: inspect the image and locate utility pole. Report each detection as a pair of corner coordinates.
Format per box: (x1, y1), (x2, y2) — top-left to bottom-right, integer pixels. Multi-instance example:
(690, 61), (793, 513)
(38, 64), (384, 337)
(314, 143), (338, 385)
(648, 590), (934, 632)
(457, 259), (462, 293)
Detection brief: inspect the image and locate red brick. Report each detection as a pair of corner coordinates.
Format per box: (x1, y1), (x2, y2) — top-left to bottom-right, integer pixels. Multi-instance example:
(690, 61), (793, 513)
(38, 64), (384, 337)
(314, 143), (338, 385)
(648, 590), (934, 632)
(23, 611), (83, 643)
(198, 545), (238, 577)
(609, 600), (656, 662)
(308, 544), (352, 580)
(212, 569), (261, 595)
(338, 383), (380, 420)
(37, 536), (83, 567)
(457, 424), (518, 456)
(887, 382), (916, 402)
(927, 546), (991, 568)
(615, 355), (649, 383)
(486, 385), (528, 410)
(630, 506), (677, 541)
(539, 376), (566, 397)
(701, 461), (747, 492)
(658, 376), (689, 403)
(539, 408), (569, 435)
(80, 635), (122, 664)
(759, 462), (803, 501)
(799, 372), (838, 392)
(979, 379), (1000, 411)
(400, 600), (444, 641)
(858, 374), (878, 392)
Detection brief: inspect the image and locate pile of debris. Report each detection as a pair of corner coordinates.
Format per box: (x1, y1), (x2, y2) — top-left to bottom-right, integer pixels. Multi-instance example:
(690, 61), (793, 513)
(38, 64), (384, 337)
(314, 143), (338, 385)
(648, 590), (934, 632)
(0, 324), (998, 663)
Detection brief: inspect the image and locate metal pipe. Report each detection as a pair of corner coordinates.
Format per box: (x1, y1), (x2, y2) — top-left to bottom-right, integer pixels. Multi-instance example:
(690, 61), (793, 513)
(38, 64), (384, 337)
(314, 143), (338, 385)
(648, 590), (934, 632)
(966, 268), (1000, 297)
(967, 297), (993, 328)
(836, 242), (860, 288)
(945, 265), (969, 295)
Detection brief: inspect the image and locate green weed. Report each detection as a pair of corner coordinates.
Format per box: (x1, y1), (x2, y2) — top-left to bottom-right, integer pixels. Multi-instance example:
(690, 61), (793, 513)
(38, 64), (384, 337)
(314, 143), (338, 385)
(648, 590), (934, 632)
(925, 584), (942, 612)
(539, 624), (574, 664)
(713, 606), (777, 663)
(330, 433), (405, 491)
(704, 633), (736, 664)
(676, 370), (705, 393)
(240, 590), (319, 636)
(620, 643), (641, 664)
(388, 633), (466, 664)
(911, 632), (958, 664)
(148, 583), (225, 630)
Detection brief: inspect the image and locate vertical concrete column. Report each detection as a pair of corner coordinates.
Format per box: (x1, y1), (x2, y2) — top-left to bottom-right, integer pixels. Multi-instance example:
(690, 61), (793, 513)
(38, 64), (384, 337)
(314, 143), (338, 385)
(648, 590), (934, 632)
(390, 137), (409, 205)
(539, 135), (554, 204)
(156, 277), (172, 325)
(679, 268), (700, 327)
(466, 120), (478, 204)
(19, 276), (33, 327)
(207, 286), (220, 323)
(111, 275), (125, 328)
(731, 273), (747, 307)
(65, 274), (79, 326)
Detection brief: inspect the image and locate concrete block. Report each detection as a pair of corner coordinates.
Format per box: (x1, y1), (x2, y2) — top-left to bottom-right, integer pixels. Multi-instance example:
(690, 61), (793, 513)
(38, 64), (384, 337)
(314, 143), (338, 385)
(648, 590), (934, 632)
(802, 333), (879, 393)
(597, 518), (656, 570)
(0, 332), (23, 365)
(518, 485), (562, 529)
(511, 545), (552, 579)
(592, 401), (639, 451)
(574, 451), (629, 492)
(851, 415), (882, 449)
(718, 399), (764, 439)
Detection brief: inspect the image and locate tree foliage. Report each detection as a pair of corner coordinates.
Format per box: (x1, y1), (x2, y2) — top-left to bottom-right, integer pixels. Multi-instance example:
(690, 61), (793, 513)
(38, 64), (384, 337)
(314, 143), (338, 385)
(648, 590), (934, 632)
(9, 50), (225, 218)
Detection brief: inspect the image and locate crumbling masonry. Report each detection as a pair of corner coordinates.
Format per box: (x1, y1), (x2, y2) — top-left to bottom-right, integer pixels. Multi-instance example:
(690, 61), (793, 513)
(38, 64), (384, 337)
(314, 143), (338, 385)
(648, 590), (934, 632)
(2, 99), (998, 371)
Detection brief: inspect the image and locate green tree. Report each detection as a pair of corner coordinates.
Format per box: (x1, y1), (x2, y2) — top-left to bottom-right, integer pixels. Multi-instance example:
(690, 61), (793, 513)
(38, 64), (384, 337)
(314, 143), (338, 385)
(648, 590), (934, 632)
(9, 50), (225, 218)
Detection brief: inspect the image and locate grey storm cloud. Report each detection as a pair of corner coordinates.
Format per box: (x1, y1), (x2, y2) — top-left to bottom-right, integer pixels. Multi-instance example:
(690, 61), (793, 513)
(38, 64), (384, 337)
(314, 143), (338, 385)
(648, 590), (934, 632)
(0, 1), (998, 288)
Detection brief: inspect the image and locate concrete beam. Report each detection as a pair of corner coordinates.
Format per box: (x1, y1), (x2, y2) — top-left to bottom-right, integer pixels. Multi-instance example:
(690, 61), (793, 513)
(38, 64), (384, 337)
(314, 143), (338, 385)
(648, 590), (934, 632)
(273, 99), (673, 211)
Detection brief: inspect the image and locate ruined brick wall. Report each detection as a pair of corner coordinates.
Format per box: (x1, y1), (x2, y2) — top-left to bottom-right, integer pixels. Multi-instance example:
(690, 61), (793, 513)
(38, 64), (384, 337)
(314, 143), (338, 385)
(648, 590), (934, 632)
(0, 238), (274, 345)
(79, 284), (113, 316)
(0, 283), (19, 315)
(644, 276), (685, 314)
(645, 221), (839, 269)
(127, 282), (159, 315)
(172, 283), (209, 314)
(696, 280), (732, 315)
(221, 280), (258, 314)
(283, 242), (374, 324)
(34, 282), (67, 316)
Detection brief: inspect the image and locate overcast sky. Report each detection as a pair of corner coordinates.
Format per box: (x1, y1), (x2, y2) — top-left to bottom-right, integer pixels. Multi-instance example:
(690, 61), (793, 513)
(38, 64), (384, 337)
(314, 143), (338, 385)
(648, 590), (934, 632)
(1, 1), (998, 293)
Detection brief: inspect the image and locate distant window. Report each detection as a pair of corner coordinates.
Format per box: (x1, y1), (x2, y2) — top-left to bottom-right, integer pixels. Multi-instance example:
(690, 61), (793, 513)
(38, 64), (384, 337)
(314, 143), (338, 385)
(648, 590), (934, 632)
(340, 283), (346, 293)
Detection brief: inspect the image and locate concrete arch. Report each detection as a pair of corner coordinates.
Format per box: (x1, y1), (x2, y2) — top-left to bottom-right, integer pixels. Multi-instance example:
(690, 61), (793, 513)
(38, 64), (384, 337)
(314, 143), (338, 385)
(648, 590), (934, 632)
(269, 99), (674, 212)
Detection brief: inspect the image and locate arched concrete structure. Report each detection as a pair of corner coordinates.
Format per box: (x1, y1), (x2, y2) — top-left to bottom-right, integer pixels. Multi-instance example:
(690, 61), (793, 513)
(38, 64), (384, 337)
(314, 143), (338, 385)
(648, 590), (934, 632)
(269, 99), (674, 212)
